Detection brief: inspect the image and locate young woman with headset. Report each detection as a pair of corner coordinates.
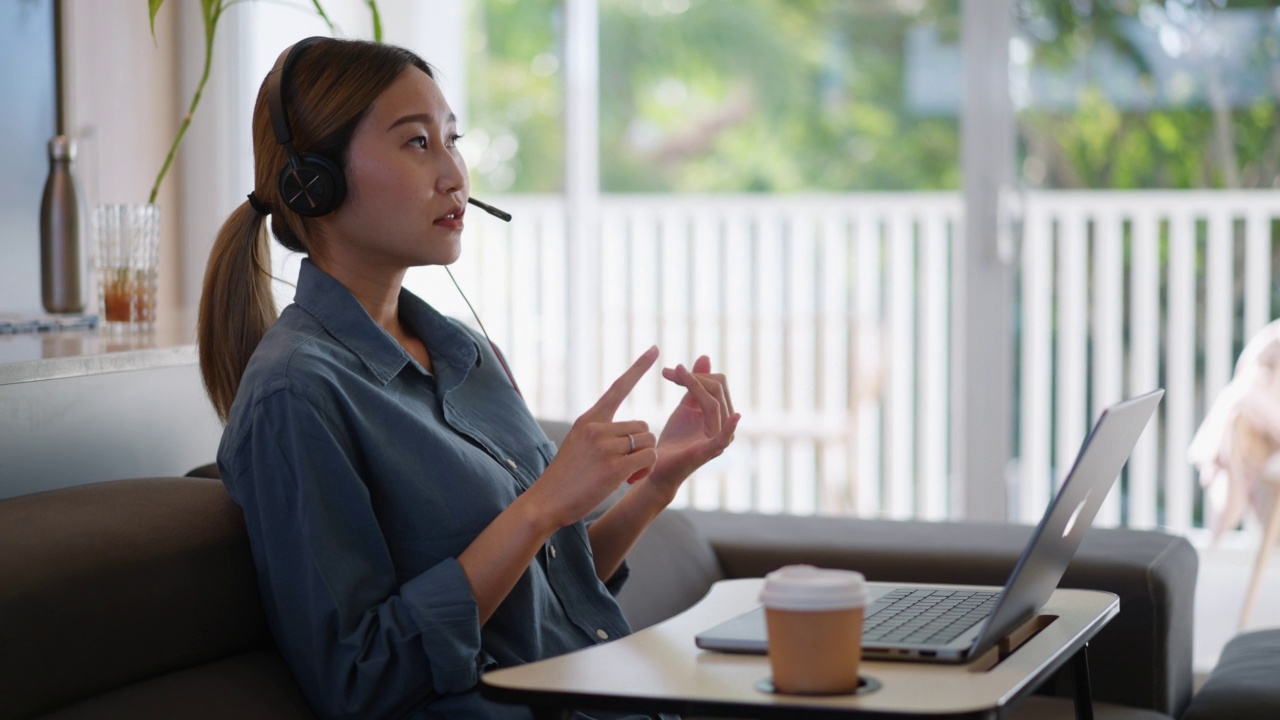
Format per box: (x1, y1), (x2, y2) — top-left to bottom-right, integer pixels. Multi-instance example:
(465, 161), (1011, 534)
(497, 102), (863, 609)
(197, 36), (739, 720)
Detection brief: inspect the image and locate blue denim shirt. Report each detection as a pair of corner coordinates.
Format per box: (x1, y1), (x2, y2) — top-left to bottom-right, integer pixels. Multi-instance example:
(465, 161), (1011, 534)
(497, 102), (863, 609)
(218, 260), (640, 720)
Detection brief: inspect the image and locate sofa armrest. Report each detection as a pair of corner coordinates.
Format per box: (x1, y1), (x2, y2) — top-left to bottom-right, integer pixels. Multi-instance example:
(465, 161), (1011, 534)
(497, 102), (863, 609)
(682, 510), (1197, 718)
(1182, 628), (1280, 720)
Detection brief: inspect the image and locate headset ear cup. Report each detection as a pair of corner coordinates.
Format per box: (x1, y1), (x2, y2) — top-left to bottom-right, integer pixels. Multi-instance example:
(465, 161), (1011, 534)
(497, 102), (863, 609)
(277, 153), (346, 217)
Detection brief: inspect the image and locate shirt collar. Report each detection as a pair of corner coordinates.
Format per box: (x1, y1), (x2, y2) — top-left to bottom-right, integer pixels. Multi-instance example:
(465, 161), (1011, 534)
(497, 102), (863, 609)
(398, 284), (480, 394)
(292, 259), (479, 387)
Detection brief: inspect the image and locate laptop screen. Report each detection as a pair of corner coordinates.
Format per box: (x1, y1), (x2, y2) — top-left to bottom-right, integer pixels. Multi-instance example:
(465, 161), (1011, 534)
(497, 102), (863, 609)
(967, 389), (1163, 653)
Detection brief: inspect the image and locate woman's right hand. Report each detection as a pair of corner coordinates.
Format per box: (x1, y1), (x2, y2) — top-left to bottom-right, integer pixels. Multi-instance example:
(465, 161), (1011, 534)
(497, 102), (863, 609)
(523, 346), (661, 530)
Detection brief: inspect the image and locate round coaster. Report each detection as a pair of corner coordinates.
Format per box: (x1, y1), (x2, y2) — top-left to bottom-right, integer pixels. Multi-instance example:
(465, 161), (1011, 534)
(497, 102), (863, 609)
(755, 675), (882, 696)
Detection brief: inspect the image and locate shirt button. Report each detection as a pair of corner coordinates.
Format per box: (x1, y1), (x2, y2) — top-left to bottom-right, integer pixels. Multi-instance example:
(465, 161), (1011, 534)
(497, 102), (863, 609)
(549, 545), (557, 558)
(596, 629), (609, 640)
(505, 459), (517, 470)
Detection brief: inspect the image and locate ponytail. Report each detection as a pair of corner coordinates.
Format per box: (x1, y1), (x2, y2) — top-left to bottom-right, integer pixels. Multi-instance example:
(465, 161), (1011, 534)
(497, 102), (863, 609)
(198, 201), (278, 423)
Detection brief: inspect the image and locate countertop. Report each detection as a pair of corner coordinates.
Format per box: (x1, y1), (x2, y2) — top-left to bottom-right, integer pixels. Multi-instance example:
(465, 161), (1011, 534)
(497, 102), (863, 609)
(0, 317), (198, 385)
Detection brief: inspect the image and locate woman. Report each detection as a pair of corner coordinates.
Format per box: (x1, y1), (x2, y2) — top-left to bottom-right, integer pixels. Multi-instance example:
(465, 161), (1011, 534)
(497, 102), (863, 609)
(197, 36), (739, 720)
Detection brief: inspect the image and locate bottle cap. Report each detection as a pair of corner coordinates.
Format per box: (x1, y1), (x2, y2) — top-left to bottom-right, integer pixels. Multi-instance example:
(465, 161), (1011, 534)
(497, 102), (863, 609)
(48, 135), (77, 161)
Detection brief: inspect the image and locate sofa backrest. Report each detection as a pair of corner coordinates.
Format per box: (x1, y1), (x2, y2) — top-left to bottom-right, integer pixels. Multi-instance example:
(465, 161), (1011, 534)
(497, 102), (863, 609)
(0, 477), (272, 719)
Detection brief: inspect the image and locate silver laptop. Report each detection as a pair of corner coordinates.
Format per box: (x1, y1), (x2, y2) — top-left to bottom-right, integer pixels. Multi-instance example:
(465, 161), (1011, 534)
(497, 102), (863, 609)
(694, 389), (1163, 664)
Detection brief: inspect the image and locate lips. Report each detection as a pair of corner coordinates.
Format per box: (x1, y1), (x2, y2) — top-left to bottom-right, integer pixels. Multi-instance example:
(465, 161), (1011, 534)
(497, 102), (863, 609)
(434, 205), (465, 229)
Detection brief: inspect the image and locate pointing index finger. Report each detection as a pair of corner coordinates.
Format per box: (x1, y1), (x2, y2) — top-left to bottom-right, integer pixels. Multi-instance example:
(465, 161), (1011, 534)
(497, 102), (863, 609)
(587, 345), (659, 419)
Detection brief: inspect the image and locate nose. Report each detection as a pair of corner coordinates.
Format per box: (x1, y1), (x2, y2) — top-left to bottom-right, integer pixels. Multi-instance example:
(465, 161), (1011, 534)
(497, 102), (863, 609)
(435, 147), (467, 196)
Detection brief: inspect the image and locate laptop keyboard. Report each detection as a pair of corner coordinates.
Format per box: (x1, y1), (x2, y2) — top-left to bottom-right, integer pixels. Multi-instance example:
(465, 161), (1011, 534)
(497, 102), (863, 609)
(863, 588), (1000, 645)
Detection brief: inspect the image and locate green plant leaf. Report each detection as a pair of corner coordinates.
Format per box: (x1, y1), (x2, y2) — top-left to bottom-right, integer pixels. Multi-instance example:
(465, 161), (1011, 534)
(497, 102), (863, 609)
(310, 0), (337, 34)
(147, 0), (384, 203)
(202, 0), (220, 43)
(147, 0), (164, 40)
(366, 0), (382, 42)
(149, 0), (222, 203)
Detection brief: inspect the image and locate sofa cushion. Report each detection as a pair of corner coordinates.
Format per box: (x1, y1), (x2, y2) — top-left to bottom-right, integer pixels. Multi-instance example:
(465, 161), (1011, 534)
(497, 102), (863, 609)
(34, 649), (316, 720)
(615, 509), (726, 630)
(0, 477), (273, 719)
(1181, 628), (1280, 720)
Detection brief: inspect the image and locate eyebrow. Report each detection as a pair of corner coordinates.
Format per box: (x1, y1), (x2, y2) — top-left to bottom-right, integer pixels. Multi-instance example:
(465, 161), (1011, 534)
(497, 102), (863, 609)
(387, 112), (457, 132)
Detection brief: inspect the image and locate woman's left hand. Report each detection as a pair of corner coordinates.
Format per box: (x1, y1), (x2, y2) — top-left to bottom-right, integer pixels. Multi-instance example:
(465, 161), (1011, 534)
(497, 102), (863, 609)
(635, 355), (740, 499)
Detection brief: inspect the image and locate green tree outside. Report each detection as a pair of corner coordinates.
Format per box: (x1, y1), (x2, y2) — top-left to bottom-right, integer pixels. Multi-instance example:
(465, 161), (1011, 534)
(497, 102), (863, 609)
(464, 0), (1280, 194)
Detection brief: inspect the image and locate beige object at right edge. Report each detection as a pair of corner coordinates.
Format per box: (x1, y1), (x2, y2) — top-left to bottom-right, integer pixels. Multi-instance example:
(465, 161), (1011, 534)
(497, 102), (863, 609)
(760, 564), (869, 695)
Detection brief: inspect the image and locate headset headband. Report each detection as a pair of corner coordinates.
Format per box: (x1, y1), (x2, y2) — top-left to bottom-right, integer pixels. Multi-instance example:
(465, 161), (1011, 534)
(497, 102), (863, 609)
(265, 37), (326, 161)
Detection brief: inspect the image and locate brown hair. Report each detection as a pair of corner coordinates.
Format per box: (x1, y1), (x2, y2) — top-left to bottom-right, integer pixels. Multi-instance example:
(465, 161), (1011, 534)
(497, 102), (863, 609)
(198, 38), (433, 422)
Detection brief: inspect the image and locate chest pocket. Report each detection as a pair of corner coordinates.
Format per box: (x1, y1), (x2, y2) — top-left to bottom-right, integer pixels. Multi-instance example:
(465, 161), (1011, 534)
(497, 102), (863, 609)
(500, 439), (557, 490)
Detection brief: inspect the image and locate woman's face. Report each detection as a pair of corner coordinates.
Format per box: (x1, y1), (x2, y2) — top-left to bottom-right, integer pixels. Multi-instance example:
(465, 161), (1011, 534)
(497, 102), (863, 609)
(316, 67), (470, 273)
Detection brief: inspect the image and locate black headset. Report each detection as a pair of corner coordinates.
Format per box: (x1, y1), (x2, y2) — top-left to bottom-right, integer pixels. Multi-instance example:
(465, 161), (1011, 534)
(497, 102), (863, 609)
(264, 37), (347, 217)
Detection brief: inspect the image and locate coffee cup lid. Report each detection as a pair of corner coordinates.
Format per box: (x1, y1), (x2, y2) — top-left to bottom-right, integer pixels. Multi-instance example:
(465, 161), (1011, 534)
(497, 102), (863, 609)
(759, 565), (868, 611)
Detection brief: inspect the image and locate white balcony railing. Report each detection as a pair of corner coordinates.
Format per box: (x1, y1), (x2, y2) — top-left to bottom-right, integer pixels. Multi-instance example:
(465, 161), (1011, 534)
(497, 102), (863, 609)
(408, 191), (1280, 533)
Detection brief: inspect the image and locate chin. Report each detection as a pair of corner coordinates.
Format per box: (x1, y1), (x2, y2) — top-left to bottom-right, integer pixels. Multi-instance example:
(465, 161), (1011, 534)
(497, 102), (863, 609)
(420, 250), (462, 267)
(413, 237), (463, 267)
(441, 239), (464, 265)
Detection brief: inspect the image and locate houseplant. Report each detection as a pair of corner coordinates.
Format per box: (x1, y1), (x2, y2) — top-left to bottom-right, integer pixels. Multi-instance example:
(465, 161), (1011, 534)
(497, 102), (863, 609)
(92, 1), (382, 329)
(146, 0), (384, 204)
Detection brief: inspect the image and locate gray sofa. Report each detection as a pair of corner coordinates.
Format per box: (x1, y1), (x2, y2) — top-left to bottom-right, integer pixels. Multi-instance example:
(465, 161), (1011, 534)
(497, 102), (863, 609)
(0, 474), (1263, 720)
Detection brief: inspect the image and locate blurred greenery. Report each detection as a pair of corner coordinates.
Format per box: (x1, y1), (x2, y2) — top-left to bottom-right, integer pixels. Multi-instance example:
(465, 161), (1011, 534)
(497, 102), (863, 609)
(1015, 0), (1280, 189)
(464, 0), (566, 193)
(464, 0), (1280, 194)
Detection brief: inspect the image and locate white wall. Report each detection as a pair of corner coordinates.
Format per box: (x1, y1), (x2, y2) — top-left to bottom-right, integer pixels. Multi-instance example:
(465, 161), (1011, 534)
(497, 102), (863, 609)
(174, 1), (256, 326)
(381, 0), (468, 124)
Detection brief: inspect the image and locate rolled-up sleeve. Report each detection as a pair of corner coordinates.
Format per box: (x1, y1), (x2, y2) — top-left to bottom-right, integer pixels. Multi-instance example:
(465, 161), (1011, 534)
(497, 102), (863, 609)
(225, 384), (487, 720)
(400, 558), (492, 690)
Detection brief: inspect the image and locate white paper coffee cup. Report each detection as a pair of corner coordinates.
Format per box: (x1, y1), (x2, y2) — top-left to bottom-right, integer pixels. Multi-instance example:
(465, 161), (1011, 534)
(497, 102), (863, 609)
(759, 565), (868, 695)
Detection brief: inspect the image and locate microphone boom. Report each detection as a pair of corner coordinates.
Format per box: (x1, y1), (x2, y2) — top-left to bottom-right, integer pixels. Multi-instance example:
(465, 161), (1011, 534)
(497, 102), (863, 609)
(467, 197), (512, 222)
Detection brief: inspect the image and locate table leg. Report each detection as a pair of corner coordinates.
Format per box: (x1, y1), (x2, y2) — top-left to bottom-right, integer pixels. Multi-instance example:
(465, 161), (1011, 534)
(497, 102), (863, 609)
(1071, 642), (1094, 720)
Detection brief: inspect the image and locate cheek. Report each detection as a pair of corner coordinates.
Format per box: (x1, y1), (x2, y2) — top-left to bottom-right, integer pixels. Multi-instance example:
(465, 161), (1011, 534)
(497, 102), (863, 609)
(344, 153), (398, 206)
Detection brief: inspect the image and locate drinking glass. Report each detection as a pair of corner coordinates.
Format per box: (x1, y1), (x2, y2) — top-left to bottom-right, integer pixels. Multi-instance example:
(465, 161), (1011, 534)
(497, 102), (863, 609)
(93, 203), (159, 331)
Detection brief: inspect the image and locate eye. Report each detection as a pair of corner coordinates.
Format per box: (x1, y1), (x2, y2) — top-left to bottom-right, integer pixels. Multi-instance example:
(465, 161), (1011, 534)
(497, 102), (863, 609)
(409, 136), (428, 149)
(447, 132), (464, 148)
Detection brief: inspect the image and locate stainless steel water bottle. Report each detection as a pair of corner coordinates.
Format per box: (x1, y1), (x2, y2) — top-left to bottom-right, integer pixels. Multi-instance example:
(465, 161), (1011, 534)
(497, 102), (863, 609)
(40, 135), (86, 314)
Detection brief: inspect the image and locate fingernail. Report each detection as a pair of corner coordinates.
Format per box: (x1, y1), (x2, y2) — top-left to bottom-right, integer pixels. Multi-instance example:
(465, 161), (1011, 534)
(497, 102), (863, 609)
(643, 345), (659, 359)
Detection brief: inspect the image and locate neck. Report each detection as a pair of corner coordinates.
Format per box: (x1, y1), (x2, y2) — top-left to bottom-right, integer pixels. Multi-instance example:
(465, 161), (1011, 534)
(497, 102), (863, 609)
(311, 256), (407, 333)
